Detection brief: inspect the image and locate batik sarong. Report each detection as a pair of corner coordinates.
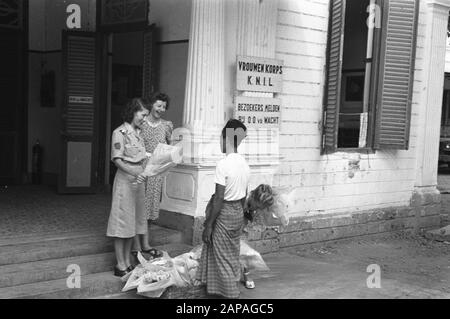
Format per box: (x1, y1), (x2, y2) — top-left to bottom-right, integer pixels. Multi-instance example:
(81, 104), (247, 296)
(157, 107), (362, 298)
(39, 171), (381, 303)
(197, 200), (244, 299)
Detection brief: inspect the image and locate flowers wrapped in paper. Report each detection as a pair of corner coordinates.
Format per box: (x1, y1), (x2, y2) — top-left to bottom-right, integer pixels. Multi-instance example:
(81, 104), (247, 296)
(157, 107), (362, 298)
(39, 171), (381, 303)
(122, 241), (269, 297)
(122, 251), (189, 298)
(141, 143), (183, 178)
(258, 192), (290, 227)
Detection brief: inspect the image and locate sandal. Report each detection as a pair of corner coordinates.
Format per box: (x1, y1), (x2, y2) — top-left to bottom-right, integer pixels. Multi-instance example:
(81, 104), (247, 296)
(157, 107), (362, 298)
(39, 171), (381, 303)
(244, 280), (255, 289)
(142, 248), (163, 259)
(114, 266), (129, 277)
(242, 272), (255, 289)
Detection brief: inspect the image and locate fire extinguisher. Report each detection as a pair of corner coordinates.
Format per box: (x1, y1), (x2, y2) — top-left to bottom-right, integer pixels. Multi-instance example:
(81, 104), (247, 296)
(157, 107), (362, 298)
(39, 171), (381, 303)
(32, 139), (43, 184)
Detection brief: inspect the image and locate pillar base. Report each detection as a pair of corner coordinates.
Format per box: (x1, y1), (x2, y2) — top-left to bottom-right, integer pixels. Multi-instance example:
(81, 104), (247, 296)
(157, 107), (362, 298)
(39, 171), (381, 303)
(160, 161), (281, 218)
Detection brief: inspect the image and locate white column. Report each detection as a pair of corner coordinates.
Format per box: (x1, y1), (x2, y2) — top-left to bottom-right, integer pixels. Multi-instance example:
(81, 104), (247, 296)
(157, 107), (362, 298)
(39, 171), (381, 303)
(181, 0), (226, 164)
(415, 0), (450, 193)
(161, 0), (226, 219)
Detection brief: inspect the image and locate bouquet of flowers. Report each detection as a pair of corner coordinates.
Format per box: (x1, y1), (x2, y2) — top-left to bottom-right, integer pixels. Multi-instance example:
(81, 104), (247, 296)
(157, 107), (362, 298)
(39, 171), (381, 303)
(140, 143), (183, 179)
(122, 251), (187, 298)
(261, 192), (290, 227)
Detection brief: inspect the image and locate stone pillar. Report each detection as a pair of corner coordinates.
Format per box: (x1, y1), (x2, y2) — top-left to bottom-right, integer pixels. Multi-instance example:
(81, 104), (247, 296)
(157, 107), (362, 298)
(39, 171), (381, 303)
(181, 0), (225, 164)
(160, 0), (226, 225)
(412, 0), (450, 226)
(414, 0), (450, 195)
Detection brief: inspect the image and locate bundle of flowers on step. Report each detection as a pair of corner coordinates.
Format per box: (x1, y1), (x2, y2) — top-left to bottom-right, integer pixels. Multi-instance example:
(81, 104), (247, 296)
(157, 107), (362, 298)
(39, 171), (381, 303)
(122, 251), (183, 298)
(122, 241), (269, 298)
(140, 143), (183, 179)
(121, 249), (201, 298)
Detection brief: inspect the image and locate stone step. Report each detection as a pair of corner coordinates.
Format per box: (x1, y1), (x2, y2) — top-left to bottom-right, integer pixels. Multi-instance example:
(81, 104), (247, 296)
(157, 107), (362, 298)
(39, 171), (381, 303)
(0, 225), (183, 266)
(0, 243), (193, 299)
(0, 271), (124, 299)
(0, 252), (115, 288)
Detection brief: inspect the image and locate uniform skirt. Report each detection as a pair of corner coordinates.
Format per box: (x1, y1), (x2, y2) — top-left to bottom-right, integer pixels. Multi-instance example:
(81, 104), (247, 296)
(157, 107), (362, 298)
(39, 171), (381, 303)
(197, 200), (244, 299)
(106, 168), (148, 238)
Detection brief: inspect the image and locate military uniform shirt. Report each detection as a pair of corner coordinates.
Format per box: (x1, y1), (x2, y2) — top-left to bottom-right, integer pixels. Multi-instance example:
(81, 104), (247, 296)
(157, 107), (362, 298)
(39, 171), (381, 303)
(111, 122), (147, 163)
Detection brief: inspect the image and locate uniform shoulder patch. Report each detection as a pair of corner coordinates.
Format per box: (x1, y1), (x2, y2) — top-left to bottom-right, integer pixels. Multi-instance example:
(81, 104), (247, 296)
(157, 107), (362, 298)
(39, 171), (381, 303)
(114, 142), (121, 150)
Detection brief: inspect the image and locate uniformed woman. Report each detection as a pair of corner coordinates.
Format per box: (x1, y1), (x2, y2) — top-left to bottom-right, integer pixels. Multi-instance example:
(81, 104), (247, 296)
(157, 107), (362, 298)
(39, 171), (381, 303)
(106, 98), (149, 277)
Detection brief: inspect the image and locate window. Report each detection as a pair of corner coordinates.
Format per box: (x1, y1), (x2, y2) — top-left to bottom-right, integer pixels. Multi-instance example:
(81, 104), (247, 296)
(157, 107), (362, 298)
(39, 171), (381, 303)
(0, 0), (23, 29)
(322, 0), (419, 153)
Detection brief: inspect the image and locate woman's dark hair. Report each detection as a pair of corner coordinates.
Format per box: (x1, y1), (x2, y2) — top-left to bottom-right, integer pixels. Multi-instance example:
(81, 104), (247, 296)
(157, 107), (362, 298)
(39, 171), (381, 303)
(221, 119), (247, 149)
(148, 92), (170, 111)
(121, 98), (146, 123)
(251, 184), (275, 208)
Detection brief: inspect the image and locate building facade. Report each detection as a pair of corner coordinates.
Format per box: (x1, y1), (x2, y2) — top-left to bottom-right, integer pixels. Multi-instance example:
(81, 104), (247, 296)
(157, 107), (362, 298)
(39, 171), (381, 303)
(1, 0), (449, 250)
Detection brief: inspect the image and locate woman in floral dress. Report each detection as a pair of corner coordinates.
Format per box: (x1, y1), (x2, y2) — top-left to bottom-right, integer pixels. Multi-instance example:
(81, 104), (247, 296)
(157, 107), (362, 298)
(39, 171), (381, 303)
(132, 93), (173, 259)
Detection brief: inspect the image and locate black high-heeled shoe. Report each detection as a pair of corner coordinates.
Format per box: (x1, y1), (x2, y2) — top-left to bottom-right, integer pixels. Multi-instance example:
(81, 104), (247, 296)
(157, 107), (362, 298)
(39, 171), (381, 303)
(126, 265), (135, 272)
(114, 266), (129, 277)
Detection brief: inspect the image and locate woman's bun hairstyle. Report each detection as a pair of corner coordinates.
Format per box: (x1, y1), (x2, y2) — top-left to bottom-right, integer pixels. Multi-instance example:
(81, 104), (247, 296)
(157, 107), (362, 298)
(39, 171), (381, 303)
(252, 184), (275, 208)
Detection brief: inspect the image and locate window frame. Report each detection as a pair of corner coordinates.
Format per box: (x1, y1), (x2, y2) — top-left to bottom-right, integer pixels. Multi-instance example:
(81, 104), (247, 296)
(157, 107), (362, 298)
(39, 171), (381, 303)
(321, 0), (419, 154)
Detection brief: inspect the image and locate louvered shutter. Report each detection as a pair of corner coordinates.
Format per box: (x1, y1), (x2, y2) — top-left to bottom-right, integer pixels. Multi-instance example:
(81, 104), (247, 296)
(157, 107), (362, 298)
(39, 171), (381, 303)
(322, 0), (346, 153)
(66, 35), (96, 135)
(142, 26), (156, 98)
(59, 31), (99, 193)
(374, 0), (419, 149)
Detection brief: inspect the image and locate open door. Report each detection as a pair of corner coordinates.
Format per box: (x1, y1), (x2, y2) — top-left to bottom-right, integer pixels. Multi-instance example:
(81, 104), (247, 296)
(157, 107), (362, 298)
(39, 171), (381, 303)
(58, 31), (100, 193)
(0, 29), (24, 185)
(142, 24), (157, 98)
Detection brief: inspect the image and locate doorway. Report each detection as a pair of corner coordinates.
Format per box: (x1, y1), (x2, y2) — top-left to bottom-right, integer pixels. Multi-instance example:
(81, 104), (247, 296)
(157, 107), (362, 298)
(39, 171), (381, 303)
(0, 28), (26, 185)
(108, 30), (145, 185)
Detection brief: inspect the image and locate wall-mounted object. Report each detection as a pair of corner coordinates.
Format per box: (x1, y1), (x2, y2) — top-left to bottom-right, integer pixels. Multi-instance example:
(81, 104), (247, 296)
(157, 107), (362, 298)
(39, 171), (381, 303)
(40, 70), (56, 108)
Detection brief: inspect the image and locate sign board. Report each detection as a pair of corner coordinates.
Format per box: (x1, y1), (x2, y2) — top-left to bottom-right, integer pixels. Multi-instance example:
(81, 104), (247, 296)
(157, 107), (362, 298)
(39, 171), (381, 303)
(235, 96), (281, 128)
(236, 56), (283, 93)
(69, 96), (93, 104)
(358, 112), (368, 148)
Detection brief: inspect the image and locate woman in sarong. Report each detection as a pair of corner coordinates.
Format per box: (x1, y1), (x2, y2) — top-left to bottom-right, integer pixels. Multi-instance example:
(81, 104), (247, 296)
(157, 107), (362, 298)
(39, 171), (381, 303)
(197, 119), (250, 299)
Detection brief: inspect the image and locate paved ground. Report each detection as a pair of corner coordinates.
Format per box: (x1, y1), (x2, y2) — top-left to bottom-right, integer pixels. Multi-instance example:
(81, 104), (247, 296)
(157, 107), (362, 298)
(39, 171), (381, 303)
(240, 232), (450, 299)
(238, 170), (450, 299)
(1, 178), (449, 299)
(0, 185), (110, 238)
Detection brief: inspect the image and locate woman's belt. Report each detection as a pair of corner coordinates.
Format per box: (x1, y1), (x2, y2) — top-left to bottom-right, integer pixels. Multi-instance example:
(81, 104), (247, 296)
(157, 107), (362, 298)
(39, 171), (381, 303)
(223, 198), (243, 204)
(123, 159), (144, 166)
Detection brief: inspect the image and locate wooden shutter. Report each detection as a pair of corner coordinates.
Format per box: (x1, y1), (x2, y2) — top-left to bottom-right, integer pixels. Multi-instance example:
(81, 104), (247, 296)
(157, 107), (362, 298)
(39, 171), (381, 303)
(142, 25), (156, 98)
(374, 0), (419, 149)
(322, 0), (346, 153)
(59, 31), (99, 193)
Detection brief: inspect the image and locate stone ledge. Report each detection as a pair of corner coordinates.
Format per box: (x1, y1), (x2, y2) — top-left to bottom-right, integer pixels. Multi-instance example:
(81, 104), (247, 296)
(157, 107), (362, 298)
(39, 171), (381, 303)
(278, 214), (442, 249)
(279, 204), (440, 234)
(410, 190), (441, 207)
(189, 203), (442, 250)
